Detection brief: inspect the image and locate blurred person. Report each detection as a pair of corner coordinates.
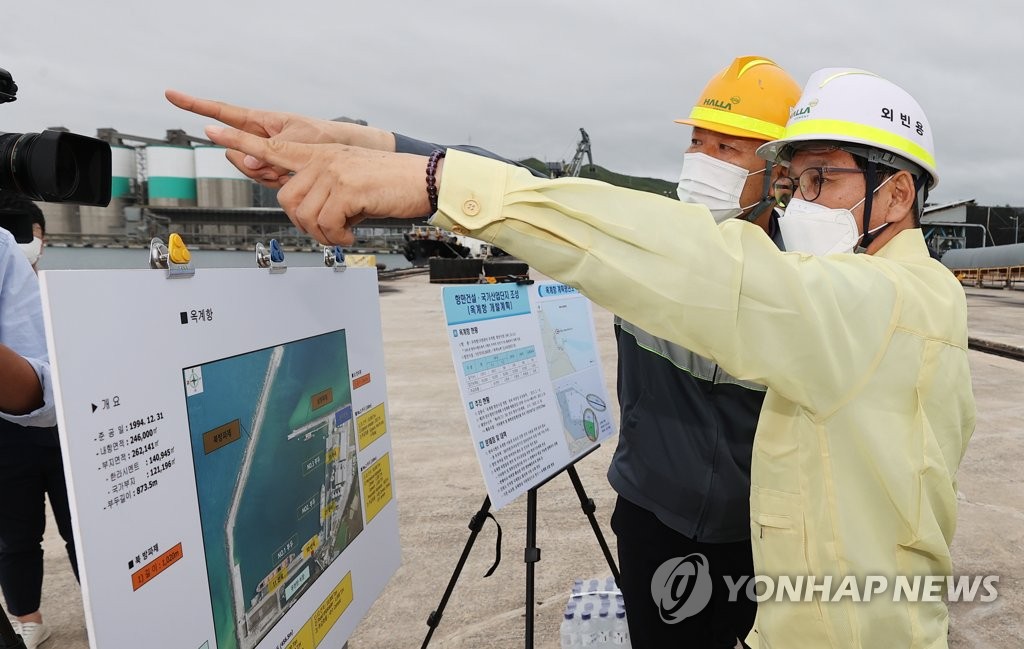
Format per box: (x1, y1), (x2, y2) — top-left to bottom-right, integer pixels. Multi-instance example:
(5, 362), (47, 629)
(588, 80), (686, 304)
(0, 191), (75, 649)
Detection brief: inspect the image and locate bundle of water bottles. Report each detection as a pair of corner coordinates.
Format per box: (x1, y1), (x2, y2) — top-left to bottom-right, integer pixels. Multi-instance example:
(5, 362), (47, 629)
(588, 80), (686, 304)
(559, 576), (631, 648)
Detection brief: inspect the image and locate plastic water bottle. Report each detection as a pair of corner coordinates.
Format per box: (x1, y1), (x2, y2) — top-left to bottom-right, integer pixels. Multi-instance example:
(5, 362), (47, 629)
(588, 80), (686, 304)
(560, 610), (578, 648)
(579, 610), (596, 646)
(594, 605), (612, 647)
(611, 608), (629, 646)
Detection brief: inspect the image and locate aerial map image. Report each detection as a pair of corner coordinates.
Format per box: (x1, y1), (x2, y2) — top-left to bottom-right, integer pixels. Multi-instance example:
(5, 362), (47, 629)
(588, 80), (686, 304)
(536, 296), (614, 455)
(183, 329), (364, 649)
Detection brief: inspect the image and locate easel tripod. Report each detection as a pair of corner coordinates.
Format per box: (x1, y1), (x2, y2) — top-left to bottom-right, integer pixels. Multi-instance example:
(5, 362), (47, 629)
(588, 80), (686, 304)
(421, 448), (619, 649)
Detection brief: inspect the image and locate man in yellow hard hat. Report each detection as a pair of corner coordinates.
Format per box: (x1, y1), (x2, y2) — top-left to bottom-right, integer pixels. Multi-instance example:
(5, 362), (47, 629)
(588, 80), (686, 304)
(171, 64), (975, 648)
(609, 56), (800, 649)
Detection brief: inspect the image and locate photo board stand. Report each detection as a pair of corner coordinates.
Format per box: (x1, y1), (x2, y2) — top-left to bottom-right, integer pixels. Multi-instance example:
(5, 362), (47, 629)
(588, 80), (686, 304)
(36, 235), (397, 649)
(421, 446), (619, 649)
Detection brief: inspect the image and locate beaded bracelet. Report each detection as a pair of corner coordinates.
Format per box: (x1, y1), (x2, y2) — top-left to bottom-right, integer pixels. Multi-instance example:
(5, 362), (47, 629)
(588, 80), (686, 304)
(426, 149), (446, 213)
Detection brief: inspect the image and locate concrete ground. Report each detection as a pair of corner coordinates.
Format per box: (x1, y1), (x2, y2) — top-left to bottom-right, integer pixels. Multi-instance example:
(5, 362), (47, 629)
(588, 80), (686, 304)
(17, 277), (1024, 648)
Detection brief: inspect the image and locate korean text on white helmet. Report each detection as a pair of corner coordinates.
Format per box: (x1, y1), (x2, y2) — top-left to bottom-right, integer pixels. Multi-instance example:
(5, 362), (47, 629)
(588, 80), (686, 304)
(756, 68), (938, 189)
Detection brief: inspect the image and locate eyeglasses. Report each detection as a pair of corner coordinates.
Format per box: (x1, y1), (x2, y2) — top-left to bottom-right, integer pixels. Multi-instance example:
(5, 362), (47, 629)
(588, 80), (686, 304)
(773, 167), (866, 203)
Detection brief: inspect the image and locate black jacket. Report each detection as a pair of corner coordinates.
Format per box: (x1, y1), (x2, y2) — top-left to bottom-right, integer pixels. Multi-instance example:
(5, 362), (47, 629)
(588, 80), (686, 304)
(607, 214), (783, 543)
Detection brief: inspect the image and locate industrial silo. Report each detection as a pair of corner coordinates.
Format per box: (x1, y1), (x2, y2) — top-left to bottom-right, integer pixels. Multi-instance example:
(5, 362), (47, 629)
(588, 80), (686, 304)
(80, 145), (136, 236)
(195, 146), (253, 208)
(146, 145), (196, 206)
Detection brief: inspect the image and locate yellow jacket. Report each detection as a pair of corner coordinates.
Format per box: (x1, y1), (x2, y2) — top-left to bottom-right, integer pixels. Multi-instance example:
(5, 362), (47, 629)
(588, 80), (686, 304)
(433, 150), (976, 648)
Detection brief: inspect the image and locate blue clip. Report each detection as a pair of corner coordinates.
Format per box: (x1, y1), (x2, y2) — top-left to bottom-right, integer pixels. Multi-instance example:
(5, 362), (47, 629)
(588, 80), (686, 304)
(270, 239), (285, 263)
(256, 240), (287, 273)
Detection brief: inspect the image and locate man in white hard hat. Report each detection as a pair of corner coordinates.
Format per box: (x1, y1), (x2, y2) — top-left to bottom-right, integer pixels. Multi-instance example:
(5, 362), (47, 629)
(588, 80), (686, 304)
(171, 65), (975, 648)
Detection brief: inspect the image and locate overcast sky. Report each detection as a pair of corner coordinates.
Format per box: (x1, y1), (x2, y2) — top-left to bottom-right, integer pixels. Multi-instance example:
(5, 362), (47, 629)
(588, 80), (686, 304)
(3, 1), (1021, 206)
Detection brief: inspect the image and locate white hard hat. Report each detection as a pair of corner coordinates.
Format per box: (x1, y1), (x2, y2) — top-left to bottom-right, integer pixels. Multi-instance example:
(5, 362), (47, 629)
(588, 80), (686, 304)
(757, 68), (938, 189)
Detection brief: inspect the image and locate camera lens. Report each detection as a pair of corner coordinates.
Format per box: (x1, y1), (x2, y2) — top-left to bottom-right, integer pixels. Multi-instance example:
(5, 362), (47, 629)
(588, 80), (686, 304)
(0, 130), (110, 206)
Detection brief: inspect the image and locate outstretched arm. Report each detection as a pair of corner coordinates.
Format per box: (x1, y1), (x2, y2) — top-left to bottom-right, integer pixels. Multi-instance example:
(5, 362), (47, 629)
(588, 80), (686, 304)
(192, 124), (909, 411)
(167, 90), (547, 187)
(165, 90), (397, 187)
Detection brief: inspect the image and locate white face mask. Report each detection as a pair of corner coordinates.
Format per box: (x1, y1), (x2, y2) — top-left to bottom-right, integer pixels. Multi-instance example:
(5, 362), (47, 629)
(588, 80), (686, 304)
(675, 152), (763, 223)
(777, 175), (894, 255)
(18, 237), (43, 267)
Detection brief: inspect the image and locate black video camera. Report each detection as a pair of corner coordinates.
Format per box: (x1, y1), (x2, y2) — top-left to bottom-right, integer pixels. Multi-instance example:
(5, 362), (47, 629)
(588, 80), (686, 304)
(0, 67), (112, 208)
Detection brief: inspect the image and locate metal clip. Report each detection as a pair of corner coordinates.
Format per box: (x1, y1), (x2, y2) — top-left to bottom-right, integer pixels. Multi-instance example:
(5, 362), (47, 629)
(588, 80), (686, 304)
(256, 239), (287, 274)
(149, 235), (195, 278)
(323, 245), (346, 272)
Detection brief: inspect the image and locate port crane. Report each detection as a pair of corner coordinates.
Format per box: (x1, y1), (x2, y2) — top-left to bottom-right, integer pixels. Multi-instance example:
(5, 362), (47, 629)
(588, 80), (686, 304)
(549, 128), (595, 178)
(563, 127), (595, 177)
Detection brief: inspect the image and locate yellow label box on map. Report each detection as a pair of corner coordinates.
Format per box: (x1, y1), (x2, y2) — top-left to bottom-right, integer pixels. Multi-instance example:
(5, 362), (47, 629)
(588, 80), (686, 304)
(361, 453), (393, 523)
(325, 446), (340, 464)
(322, 500), (337, 519)
(267, 566), (289, 594)
(286, 622), (314, 649)
(355, 403), (386, 451)
(302, 535), (320, 559)
(287, 572), (353, 649)
(313, 572), (354, 644)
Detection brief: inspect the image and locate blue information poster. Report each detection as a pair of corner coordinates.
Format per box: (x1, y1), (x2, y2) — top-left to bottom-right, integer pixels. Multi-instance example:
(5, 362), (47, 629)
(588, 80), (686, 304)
(442, 282), (615, 508)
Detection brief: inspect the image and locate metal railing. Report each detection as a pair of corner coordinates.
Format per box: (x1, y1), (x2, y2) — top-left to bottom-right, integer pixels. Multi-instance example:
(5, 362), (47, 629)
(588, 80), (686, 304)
(952, 265), (1024, 288)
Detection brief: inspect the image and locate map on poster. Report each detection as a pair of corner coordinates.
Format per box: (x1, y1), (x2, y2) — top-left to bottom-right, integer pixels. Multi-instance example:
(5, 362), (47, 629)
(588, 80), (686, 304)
(442, 282), (614, 509)
(39, 266), (399, 649)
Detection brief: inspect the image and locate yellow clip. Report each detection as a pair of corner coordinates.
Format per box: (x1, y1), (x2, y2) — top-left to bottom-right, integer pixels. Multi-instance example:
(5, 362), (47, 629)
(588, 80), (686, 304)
(168, 233), (192, 264)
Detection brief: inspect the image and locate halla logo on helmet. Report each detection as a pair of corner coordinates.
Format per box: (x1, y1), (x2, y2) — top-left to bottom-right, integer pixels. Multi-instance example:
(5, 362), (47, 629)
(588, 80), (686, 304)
(789, 105), (812, 119)
(703, 97), (733, 111)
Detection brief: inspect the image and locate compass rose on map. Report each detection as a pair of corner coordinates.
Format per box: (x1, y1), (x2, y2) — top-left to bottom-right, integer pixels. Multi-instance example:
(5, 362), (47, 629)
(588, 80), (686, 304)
(184, 366), (204, 396)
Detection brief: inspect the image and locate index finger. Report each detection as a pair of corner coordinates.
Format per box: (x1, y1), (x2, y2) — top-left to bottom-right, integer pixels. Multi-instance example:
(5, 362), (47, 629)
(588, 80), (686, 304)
(166, 89), (270, 137)
(204, 125), (312, 172)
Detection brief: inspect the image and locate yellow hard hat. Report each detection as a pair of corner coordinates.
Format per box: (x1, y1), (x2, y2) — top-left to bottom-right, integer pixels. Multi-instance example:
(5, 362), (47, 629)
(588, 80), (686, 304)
(675, 56), (801, 141)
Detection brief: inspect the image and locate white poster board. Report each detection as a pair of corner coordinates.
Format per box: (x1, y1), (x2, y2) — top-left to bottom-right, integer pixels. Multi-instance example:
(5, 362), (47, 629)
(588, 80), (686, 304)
(39, 266), (399, 649)
(442, 282), (615, 509)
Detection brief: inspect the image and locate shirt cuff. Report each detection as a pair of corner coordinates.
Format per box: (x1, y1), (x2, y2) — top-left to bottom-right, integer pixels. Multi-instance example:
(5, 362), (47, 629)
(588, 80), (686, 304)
(0, 356), (57, 428)
(429, 149), (513, 239)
